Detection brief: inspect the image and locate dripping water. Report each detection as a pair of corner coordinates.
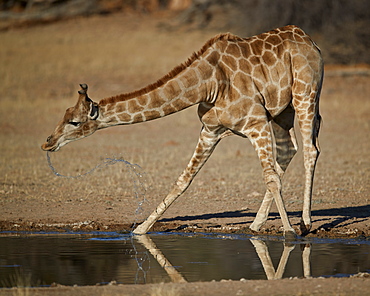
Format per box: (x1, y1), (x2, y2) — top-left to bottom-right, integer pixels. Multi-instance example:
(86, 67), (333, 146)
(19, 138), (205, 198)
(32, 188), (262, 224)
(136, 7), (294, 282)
(45, 151), (148, 227)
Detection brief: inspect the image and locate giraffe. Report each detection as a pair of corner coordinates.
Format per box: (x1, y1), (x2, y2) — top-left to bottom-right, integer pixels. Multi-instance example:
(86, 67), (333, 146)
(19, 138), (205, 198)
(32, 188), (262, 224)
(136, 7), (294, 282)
(41, 25), (323, 238)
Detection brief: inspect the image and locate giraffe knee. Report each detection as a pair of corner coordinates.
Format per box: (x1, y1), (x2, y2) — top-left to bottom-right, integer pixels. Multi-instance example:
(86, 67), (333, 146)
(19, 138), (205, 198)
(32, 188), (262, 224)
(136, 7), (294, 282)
(265, 173), (281, 193)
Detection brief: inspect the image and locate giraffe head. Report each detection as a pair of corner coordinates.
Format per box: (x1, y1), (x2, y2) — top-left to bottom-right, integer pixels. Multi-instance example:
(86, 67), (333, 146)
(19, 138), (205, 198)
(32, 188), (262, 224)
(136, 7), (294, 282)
(41, 84), (100, 152)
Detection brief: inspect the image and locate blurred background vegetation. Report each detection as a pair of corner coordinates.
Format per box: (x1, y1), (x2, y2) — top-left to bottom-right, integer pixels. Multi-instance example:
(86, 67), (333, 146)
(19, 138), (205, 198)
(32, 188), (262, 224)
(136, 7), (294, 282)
(0, 0), (369, 64)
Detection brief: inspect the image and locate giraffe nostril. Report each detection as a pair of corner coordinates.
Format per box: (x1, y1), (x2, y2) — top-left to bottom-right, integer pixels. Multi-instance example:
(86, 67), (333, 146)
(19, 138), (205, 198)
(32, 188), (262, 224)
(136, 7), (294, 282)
(46, 136), (52, 143)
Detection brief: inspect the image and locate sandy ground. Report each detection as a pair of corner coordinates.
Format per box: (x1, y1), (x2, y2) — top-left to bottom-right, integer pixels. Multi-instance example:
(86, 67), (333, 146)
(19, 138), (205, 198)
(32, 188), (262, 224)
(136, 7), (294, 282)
(0, 11), (369, 295)
(1, 276), (370, 296)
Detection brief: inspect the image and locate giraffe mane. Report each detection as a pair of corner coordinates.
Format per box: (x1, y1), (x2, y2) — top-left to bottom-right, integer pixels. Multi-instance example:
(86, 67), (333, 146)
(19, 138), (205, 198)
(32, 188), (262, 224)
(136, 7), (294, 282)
(100, 33), (241, 105)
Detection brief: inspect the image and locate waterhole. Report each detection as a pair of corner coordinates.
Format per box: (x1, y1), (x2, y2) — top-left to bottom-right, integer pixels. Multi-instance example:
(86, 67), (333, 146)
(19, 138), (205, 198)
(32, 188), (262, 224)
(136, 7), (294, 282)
(0, 232), (369, 287)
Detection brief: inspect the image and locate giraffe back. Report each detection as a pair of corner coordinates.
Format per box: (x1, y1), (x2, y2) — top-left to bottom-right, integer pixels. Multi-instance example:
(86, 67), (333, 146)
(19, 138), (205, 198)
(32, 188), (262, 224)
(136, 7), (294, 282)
(205, 25), (323, 118)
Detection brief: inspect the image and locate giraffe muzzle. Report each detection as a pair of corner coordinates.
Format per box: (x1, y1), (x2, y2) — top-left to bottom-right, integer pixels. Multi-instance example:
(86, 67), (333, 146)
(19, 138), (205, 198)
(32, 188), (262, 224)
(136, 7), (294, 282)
(41, 136), (59, 152)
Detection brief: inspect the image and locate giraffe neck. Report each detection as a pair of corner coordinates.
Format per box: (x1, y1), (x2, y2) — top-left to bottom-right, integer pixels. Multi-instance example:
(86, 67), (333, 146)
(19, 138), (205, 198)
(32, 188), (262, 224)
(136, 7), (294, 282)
(97, 60), (217, 128)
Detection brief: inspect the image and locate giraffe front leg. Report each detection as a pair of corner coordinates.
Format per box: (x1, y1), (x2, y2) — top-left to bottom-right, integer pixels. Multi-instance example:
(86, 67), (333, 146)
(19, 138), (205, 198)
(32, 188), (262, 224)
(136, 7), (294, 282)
(250, 191), (273, 232)
(132, 186), (184, 235)
(265, 173), (296, 239)
(133, 127), (223, 235)
(244, 120), (296, 239)
(250, 107), (297, 233)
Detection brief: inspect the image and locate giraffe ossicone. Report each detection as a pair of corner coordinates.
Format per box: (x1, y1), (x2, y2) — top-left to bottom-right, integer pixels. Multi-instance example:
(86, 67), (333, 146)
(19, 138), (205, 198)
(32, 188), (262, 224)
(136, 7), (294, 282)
(42, 25), (323, 238)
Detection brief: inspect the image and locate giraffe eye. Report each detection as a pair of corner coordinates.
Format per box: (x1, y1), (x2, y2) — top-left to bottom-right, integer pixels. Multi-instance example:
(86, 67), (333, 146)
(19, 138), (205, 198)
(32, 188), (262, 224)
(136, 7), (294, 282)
(69, 121), (81, 127)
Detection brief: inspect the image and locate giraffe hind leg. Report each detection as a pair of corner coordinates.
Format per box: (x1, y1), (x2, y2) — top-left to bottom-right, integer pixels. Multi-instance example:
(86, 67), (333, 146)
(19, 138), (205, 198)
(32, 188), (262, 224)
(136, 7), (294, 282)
(250, 105), (297, 232)
(293, 94), (321, 235)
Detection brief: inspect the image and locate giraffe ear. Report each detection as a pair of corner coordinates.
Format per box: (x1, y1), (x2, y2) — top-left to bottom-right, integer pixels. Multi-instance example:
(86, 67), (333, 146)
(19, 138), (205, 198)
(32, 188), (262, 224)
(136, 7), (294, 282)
(77, 84), (88, 102)
(89, 102), (99, 120)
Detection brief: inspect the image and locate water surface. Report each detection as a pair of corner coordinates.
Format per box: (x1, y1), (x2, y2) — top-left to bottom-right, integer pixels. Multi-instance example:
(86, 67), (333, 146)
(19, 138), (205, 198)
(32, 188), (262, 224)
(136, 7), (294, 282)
(0, 232), (369, 287)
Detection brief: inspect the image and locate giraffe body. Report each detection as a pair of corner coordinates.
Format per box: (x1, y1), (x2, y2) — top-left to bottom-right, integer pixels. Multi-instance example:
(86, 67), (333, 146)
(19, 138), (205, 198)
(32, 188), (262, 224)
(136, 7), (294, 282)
(42, 26), (323, 237)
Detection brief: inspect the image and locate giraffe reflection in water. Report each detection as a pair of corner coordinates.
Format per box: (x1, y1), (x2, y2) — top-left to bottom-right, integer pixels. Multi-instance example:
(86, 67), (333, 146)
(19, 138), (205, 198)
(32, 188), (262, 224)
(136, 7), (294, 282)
(250, 238), (311, 280)
(135, 235), (187, 283)
(135, 235), (311, 282)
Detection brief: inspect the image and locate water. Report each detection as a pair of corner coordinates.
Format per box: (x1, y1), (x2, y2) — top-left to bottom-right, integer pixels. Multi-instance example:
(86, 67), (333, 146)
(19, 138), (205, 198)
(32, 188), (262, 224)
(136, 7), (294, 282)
(0, 232), (369, 287)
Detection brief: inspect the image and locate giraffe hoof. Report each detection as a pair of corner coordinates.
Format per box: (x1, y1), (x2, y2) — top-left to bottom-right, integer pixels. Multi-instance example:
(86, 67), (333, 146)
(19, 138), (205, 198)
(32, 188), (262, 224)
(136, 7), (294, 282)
(249, 223), (260, 233)
(284, 230), (297, 241)
(80, 83), (88, 91)
(300, 220), (311, 236)
(132, 224), (149, 235)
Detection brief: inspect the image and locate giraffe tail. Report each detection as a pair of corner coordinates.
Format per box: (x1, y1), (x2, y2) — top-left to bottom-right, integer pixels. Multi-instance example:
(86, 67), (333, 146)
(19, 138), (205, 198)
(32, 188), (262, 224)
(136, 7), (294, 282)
(313, 66), (324, 152)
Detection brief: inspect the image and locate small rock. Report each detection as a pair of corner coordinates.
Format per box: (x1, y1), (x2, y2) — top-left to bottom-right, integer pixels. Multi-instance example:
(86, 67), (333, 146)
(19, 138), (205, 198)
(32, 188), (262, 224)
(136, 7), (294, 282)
(351, 272), (370, 278)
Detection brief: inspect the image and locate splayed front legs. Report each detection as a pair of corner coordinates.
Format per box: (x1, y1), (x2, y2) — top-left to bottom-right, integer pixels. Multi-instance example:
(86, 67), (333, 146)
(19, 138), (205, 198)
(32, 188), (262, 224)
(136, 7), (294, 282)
(133, 127), (223, 235)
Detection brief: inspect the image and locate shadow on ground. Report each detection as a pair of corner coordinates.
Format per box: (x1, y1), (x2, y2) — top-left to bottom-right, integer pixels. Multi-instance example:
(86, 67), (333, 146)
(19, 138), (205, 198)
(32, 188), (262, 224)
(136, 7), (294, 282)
(159, 205), (370, 233)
